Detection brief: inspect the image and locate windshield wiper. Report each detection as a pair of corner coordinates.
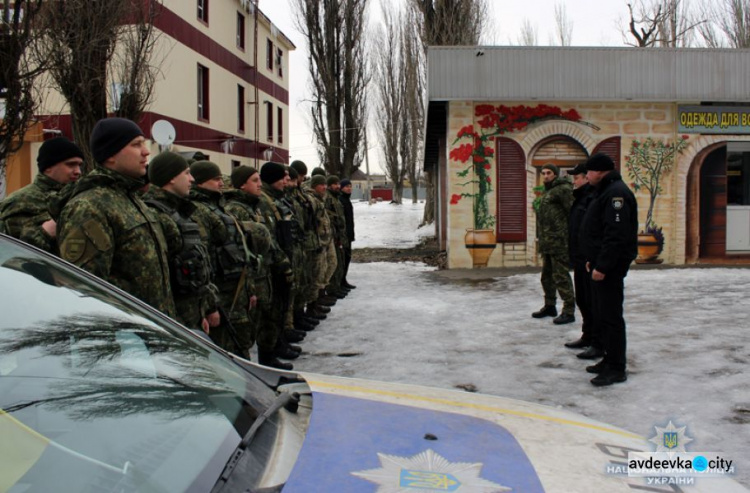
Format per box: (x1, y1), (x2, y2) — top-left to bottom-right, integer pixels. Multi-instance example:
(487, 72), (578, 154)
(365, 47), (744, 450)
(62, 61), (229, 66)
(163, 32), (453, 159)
(210, 391), (300, 493)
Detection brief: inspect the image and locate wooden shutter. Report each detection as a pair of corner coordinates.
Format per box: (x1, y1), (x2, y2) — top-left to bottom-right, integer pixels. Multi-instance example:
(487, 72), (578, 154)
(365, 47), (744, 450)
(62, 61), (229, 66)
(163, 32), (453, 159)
(496, 137), (527, 242)
(592, 136), (622, 171)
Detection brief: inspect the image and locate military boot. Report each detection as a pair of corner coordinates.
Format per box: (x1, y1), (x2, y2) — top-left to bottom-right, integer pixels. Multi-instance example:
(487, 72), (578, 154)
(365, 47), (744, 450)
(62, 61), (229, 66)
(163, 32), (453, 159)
(258, 349), (293, 371)
(285, 328), (306, 343)
(343, 280), (357, 289)
(294, 310), (316, 331)
(531, 305), (557, 318)
(318, 289), (338, 306)
(306, 303), (327, 320)
(276, 341), (301, 360)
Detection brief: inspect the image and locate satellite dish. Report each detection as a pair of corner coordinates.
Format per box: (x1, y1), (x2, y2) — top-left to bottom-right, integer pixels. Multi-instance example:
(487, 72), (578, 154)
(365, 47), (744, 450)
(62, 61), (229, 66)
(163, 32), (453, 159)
(151, 120), (176, 146)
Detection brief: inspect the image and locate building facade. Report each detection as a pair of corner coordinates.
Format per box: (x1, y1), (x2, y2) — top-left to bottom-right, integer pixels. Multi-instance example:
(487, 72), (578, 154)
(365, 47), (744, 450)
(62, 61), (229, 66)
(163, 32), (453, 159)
(7, 0), (293, 195)
(424, 47), (750, 269)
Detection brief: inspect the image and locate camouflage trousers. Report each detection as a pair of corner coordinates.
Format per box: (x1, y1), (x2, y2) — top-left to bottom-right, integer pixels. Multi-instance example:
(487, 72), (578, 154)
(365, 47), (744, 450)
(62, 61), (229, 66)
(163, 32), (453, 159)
(322, 241), (337, 288)
(327, 242), (345, 292)
(540, 253), (575, 315)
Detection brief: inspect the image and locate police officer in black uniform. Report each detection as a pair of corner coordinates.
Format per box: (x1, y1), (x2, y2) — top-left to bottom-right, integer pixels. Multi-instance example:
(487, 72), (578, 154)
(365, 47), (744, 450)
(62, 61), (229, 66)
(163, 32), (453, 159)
(579, 153), (638, 386)
(564, 163), (601, 359)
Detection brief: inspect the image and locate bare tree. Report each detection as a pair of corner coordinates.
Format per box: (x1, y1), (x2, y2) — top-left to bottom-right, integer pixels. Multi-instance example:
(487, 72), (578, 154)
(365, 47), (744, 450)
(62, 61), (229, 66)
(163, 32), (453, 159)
(518, 18), (539, 46)
(294, 0), (369, 178)
(0, 0), (46, 197)
(111, 1), (163, 121)
(409, 0), (489, 225)
(624, 0), (702, 47)
(553, 4), (574, 46)
(36, 0), (162, 174)
(699, 0), (750, 47)
(400, 8), (424, 204)
(372, 4), (405, 202)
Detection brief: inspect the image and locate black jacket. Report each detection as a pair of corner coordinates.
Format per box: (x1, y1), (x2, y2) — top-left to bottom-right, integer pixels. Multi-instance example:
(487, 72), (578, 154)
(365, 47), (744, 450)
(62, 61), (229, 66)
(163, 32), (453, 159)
(579, 171), (638, 276)
(339, 192), (355, 243)
(569, 183), (593, 267)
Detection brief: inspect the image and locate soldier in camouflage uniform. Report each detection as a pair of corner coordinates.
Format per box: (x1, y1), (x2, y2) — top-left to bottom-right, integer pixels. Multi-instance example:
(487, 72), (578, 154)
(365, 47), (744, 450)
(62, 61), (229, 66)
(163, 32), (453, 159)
(144, 152), (220, 333)
(287, 161), (322, 329)
(188, 161), (255, 358)
(57, 118), (175, 317)
(305, 174), (337, 315)
(0, 137), (83, 254)
(533, 164), (576, 325)
(224, 165), (293, 371)
(258, 162), (305, 361)
(324, 175), (349, 298)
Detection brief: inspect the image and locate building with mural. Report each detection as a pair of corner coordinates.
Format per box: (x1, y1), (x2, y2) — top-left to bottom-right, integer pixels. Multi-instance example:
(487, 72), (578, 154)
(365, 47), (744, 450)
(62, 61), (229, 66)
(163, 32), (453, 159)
(423, 46), (750, 269)
(5, 0), (293, 195)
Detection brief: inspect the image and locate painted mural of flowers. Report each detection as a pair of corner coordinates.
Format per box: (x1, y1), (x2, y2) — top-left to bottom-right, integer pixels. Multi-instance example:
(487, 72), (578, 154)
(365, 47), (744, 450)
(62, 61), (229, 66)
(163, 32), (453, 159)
(625, 136), (689, 233)
(449, 104), (582, 230)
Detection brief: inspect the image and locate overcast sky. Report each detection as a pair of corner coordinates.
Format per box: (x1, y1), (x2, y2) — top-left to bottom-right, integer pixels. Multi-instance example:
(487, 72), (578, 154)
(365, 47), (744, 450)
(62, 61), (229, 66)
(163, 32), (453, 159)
(258, 0), (628, 173)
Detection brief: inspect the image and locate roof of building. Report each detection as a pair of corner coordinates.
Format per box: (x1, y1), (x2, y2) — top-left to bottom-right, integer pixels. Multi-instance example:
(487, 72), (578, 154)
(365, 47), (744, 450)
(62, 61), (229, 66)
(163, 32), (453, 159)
(427, 46), (750, 102)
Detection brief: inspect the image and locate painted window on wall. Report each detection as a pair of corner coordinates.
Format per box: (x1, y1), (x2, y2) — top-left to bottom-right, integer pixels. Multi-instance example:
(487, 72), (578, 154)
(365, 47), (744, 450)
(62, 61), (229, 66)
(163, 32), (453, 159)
(277, 107), (283, 144)
(496, 137), (526, 242)
(277, 48), (283, 77)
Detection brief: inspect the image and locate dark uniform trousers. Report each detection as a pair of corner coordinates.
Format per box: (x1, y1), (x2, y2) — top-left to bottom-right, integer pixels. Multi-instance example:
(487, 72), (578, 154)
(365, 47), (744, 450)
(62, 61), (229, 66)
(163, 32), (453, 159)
(573, 263), (596, 346)
(590, 265), (629, 371)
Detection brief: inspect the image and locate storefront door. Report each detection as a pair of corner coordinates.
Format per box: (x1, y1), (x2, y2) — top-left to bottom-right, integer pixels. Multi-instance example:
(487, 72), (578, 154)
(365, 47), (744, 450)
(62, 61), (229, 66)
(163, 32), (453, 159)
(727, 142), (750, 252)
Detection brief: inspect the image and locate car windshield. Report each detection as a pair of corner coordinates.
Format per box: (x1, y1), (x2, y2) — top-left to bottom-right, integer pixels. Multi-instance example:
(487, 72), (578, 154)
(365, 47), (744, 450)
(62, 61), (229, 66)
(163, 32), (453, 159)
(0, 236), (278, 492)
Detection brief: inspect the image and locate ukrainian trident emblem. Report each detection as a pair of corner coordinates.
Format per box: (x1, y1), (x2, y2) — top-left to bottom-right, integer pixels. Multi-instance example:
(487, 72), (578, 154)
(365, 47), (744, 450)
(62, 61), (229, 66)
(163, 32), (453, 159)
(663, 432), (678, 450)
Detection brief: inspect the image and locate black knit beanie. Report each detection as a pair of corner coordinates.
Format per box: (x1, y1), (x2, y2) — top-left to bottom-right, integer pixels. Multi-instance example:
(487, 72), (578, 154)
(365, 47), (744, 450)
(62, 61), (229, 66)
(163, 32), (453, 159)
(290, 160), (307, 176)
(287, 166), (299, 180)
(340, 178), (351, 187)
(37, 137), (84, 173)
(148, 152), (188, 187)
(326, 175), (340, 186)
(190, 160), (222, 184)
(90, 117), (144, 164)
(311, 167), (327, 177)
(585, 153), (615, 172)
(541, 163), (560, 177)
(260, 161), (286, 184)
(231, 165), (258, 189)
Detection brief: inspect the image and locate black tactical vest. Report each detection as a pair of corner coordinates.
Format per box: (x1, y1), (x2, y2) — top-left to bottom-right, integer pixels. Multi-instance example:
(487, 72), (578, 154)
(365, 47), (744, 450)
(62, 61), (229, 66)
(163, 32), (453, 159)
(146, 200), (211, 295)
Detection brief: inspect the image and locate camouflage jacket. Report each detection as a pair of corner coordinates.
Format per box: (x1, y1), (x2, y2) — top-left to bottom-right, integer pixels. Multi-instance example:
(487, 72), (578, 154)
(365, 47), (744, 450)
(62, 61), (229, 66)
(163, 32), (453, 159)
(537, 176), (574, 255)
(305, 188), (332, 247)
(0, 174), (65, 254)
(224, 189), (274, 303)
(258, 183), (293, 275)
(143, 187), (219, 329)
(57, 167), (176, 317)
(188, 186), (255, 320)
(324, 189), (348, 246)
(289, 185), (320, 252)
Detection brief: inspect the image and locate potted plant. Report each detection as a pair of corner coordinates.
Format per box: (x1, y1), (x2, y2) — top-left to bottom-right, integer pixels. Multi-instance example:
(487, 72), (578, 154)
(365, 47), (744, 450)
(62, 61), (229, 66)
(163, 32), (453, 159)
(625, 136), (688, 263)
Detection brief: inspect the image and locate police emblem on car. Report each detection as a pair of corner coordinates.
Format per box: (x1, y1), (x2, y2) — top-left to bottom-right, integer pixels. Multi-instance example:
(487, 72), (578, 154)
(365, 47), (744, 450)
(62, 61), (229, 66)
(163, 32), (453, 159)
(612, 197), (624, 210)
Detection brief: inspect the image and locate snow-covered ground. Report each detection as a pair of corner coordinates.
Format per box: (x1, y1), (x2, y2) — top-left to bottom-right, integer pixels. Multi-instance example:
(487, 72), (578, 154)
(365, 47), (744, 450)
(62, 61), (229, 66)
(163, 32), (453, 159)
(297, 202), (750, 488)
(350, 201), (433, 249)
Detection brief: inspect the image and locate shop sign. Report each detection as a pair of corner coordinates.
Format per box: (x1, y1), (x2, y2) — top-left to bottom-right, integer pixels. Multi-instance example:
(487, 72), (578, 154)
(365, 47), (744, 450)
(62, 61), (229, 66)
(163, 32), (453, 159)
(678, 106), (750, 134)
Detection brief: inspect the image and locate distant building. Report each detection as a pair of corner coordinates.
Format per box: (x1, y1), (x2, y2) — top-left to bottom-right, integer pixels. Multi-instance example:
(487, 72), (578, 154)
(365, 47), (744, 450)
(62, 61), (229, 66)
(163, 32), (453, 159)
(424, 46), (750, 268)
(7, 0), (294, 194)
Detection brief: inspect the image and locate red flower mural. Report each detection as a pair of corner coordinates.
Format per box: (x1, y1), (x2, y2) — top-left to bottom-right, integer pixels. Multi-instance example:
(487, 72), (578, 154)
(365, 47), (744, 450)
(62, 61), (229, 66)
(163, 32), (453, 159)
(450, 104), (583, 230)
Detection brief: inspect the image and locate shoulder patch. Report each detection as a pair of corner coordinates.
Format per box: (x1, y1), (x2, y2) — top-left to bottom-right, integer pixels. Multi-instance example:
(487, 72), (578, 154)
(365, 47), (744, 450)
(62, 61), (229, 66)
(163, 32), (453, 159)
(611, 197), (624, 210)
(60, 228), (89, 263)
(82, 219), (113, 252)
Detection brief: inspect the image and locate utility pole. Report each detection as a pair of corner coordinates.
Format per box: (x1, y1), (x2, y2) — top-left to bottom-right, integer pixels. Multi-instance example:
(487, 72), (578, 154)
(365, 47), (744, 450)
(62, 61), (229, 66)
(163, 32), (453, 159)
(364, 128), (372, 202)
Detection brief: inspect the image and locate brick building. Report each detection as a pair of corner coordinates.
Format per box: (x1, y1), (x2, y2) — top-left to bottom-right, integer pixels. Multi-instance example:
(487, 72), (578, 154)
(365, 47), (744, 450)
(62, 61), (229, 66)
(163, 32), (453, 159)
(423, 47), (750, 268)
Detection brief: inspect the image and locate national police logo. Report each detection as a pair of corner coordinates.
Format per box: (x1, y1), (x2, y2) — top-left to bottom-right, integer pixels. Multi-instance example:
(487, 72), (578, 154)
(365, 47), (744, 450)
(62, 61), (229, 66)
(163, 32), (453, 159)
(612, 197), (624, 210)
(649, 421), (693, 454)
(352, 449), (510, 492)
